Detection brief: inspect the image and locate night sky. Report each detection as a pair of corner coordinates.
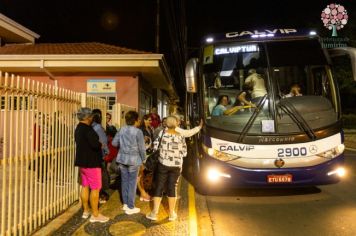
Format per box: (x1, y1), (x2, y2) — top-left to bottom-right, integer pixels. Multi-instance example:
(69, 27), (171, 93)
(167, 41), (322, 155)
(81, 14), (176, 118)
(0, 1), (354, 50)
(0, 1), (156, 50)
(0, 0), (355, 92)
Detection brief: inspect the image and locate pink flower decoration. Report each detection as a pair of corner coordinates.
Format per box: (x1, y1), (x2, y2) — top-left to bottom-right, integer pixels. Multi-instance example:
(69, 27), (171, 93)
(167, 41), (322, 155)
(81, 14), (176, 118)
(321, 3), (347, 32)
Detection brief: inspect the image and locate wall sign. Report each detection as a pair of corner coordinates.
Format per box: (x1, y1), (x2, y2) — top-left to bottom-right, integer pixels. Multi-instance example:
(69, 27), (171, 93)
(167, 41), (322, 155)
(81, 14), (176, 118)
(87, 79), (116, 94)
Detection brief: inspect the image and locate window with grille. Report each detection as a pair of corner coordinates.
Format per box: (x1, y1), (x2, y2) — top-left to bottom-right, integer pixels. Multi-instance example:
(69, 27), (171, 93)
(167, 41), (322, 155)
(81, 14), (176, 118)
(99, 96), (117, 112)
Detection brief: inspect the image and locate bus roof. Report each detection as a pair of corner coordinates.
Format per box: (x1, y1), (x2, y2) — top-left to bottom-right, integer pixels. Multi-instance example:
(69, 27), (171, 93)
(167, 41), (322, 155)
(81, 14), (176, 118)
(203, 28), (319, 44)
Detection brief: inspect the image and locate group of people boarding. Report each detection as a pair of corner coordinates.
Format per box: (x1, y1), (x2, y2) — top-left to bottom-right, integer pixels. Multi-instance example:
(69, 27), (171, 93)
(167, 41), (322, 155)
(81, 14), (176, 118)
(74, 106), (202, 223)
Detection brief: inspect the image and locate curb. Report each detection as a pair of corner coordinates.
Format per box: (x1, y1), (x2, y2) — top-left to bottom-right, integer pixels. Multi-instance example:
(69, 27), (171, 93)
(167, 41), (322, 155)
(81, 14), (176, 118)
(188, 183), (198, 236)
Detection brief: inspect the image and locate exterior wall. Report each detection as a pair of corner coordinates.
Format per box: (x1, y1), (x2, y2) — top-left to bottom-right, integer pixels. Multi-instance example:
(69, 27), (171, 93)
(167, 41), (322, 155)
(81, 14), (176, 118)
(23, 74), (139, 109)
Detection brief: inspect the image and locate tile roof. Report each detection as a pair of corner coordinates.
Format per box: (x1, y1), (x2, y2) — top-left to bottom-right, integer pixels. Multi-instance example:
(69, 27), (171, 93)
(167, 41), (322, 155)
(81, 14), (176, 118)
(0, 42), (150, 55)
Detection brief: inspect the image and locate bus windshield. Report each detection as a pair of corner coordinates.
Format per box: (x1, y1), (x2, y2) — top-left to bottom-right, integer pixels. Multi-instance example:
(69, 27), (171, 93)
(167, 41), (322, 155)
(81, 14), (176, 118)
(202, 39), (339, 135)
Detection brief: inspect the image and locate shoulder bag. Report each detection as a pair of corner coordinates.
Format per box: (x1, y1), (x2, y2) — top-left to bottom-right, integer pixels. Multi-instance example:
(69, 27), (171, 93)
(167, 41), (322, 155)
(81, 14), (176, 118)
(144, 130), (165, 172)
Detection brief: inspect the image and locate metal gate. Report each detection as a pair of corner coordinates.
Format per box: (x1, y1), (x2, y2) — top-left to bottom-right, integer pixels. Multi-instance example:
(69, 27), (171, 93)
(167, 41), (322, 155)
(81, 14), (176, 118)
(0, 72), (105, 236)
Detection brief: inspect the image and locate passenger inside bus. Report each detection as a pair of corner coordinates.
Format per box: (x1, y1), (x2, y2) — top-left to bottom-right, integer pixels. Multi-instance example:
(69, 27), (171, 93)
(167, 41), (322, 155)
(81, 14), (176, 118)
(232, 83), (255, 107)
(211, 95), (240, 116)
(283, 83), (303, 98)
(244, 68), (267, 99)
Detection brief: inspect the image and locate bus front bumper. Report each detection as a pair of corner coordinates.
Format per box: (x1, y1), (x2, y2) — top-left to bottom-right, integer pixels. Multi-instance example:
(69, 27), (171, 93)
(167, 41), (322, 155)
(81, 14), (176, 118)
(199, 154), (345, 188)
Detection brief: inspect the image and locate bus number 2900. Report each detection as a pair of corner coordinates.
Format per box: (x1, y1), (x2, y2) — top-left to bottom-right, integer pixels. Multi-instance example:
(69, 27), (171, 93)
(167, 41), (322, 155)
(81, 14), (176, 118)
(277, 147), (307, 157)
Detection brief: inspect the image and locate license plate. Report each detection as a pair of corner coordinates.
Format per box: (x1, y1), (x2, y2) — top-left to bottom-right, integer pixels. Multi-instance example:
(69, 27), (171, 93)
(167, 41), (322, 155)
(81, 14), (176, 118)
(267, 174), (292, 183)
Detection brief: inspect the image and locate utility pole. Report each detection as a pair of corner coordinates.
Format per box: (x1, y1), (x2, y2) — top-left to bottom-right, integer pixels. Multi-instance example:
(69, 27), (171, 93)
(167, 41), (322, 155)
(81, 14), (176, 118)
(155, 0), (160, 53)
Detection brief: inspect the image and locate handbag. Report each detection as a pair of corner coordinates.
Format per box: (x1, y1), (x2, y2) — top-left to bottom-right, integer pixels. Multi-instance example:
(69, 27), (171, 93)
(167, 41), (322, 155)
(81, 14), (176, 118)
(144, 130), (165, 172)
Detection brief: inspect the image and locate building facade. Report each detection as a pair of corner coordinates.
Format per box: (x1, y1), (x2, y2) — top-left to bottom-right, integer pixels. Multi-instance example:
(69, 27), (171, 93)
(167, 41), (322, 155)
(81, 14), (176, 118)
(0, 14), (178, 120)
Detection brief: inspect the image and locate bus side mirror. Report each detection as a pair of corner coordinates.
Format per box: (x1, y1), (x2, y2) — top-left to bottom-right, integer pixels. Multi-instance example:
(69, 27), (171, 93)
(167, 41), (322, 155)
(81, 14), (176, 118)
(185, 58), (199, 93)
(328, 47), (356, 82)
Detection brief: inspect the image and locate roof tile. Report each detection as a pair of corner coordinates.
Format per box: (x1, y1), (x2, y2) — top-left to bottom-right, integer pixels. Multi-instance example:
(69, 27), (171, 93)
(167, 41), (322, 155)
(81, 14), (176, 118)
(0, 42), (150, 55)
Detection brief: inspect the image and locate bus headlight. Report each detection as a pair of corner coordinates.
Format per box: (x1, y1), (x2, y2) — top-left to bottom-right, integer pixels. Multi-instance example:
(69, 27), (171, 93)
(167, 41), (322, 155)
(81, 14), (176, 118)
(317, 144), (345, 159)
(207, 168), (220, 182)
(207, 147), (215, 156)
(327, 167), (346, 177)
(207, 168), (231, 182)
(202, 144), (240, 162)
(335, 144), (345, 153)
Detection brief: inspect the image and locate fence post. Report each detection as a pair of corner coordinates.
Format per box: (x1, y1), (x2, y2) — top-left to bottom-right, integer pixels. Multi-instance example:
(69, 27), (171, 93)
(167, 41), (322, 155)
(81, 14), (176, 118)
(80, 93), (87, 107)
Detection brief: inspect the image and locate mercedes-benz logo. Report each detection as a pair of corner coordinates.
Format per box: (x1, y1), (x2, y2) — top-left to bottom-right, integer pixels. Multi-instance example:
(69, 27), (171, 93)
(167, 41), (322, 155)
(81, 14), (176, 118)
(309, 145), (318, 154)
(274, 158), (285, 168)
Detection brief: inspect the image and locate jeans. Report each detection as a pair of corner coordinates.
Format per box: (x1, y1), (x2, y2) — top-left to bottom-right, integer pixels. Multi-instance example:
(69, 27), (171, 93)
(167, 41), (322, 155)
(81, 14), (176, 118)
(119, 164), (139, 209)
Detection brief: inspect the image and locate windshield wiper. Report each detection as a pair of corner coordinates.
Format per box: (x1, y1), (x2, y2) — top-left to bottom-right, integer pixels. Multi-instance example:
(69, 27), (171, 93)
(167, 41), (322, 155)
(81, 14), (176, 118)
(237, 94), (268, 143)
(278, 100), (316, 140)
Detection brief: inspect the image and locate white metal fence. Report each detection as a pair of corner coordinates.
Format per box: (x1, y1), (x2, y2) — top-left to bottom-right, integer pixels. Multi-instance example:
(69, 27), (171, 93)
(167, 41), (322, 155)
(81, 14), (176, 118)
(0, 72), (105, 236)
(111, 103), (136, 128)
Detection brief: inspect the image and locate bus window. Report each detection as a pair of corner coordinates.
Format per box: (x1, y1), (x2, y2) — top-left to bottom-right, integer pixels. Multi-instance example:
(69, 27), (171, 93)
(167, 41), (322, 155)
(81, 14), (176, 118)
(202, 43), (270, 134)
(312, 67), (331, 98)
(276, 65), (334, 104)
(276, 65), (338, 133)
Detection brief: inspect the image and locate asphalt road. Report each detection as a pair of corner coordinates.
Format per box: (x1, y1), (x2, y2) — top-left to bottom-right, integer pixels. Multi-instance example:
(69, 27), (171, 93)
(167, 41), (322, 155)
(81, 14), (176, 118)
(196, 150), (356, 236)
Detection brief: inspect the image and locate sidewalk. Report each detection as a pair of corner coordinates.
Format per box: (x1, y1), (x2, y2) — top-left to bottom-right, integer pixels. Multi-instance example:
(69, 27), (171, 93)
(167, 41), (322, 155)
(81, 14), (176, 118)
(33, 179), (190, 236)
(32, 130), (356, 235)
